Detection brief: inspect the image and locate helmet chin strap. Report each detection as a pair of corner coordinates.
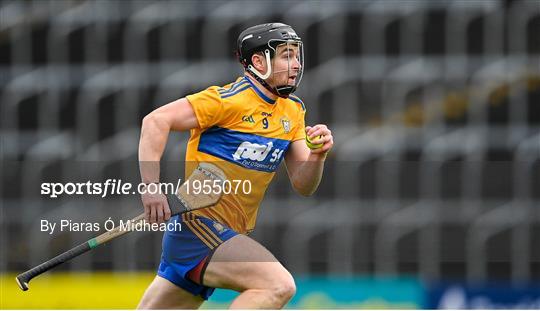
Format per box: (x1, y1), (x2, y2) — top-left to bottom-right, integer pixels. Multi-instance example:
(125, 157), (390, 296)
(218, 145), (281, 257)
(246, 49), (296, 98)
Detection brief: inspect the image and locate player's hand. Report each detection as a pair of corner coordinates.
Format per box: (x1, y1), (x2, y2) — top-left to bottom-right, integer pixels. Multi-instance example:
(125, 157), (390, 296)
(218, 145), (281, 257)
(306, 124), (333, 154)
(141, 189), (171, 224)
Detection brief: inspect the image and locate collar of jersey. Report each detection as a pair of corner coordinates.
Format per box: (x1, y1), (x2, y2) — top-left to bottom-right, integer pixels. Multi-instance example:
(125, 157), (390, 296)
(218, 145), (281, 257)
(244, 76), (277, 105)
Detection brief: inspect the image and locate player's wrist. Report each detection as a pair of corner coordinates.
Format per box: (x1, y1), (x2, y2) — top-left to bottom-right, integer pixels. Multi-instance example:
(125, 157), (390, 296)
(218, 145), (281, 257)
(140, 182), (162, 195)
(308, 150), (328, 160)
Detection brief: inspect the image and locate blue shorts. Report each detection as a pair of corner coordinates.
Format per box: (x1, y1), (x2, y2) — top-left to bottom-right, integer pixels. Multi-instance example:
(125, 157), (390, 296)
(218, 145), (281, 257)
(157, 213), (238, 300)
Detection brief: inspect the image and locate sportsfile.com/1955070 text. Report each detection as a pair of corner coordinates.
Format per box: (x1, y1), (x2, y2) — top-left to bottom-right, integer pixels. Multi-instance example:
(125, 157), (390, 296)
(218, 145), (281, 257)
(40, 179), (252, 198)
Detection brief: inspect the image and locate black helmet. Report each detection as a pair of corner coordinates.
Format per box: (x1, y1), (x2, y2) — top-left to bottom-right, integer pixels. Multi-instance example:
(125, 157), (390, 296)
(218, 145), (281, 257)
(237, 23), (301, 66)
(236, 23), (304, 98)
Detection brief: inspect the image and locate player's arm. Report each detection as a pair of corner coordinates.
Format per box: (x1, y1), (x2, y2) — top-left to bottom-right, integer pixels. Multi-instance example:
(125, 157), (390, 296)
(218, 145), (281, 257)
(139, 98), (199, 166)
(138, 98), (199, 223)
(284, 124), (333, 196)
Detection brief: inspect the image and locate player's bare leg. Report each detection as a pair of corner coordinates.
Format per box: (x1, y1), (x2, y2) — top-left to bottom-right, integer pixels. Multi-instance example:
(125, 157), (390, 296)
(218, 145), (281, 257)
(137, 275), (204, 309)
(203, 235), (296, 309)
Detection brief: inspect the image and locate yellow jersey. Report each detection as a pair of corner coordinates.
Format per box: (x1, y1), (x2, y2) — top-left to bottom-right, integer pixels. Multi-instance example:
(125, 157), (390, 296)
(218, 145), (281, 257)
(184, 76), (306, 234)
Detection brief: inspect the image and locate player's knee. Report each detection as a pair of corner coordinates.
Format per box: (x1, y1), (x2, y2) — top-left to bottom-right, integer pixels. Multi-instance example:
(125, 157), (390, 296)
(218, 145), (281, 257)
(277, 277), (297, 302)
(269, 271), (296, 306)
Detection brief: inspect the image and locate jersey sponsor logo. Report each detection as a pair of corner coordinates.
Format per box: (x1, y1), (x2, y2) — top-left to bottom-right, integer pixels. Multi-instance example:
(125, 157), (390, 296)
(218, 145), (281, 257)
(233, 141), (273, 161)
(198, 127), (290, 172)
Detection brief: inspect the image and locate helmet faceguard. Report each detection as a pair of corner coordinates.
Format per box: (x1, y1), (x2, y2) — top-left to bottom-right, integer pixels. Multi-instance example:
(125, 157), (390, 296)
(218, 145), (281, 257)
(237, 23), (304, 98)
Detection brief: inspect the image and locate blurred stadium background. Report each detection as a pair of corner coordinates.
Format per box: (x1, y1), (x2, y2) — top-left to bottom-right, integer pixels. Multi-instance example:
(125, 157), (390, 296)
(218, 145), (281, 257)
(1, 0), (539, 309)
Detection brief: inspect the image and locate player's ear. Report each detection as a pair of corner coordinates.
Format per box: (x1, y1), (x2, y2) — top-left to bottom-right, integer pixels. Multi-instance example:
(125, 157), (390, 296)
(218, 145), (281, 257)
(251, 52), (266, 72)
